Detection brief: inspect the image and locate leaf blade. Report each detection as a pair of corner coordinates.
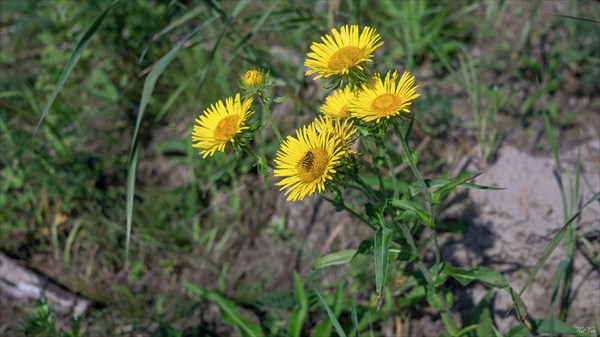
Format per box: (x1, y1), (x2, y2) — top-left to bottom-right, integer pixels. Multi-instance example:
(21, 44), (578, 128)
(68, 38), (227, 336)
(125, 16), (218, 264)
(313, 287), (347, 337)
(35, 0), (120, 134)
(374, 225), (393, 310)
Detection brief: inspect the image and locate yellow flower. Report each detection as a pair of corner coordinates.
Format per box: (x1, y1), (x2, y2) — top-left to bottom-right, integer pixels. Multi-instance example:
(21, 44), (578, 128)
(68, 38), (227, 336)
(304, 25), (383, 80)
(274, 118), (353, 201)
(350, 71), (420, 123)
(191, 93), (253, 158)
(320, 86), (356, 118)
(313, 115), (357, 156)
(242, 68), (264, 88)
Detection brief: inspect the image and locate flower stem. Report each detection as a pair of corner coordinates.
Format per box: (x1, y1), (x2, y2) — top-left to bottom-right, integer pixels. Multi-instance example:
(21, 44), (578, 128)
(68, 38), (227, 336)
(374, 136), (399, 200)
(363, 138), (385, 194)
(258, 93), (283, 144)
(393, 121), (441, 268)
(320, 194), (376, 230)
(392, 216), (458, 335)
(356, 175), (382, 203)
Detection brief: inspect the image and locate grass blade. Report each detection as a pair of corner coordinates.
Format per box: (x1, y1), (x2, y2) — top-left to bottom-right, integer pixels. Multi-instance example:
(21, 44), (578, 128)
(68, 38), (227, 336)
(550, 14), (600, 24)
(125, 16), (218, 265)
(313, 287), (347, 337)
(35, 0), (120, 135)
(519, 192), (600, 295)
(543, 112), (562, 171)
(222, 0), (279, 69)
(287, 272), (307, 337)
(549, 260), (569, 337)
(351, 301), (359, 337)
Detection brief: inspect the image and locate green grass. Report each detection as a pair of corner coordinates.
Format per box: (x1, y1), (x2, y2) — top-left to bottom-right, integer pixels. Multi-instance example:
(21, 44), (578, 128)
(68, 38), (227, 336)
(2, 0), (599, 336)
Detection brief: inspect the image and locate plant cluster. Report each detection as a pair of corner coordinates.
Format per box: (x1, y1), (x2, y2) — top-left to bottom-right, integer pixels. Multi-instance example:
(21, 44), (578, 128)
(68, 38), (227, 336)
(189, 24), (541, 337)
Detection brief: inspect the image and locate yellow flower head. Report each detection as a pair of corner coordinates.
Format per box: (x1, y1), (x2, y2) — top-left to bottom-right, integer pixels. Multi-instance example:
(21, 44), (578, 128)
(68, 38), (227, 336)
(350, 71), (420, 123)
(320, 86), (356, 118)
(304, 25), (383, 80)
(191, 93), (253, 158)
(242, 68), (264, 88)
(274, 117), (354, 201)
(313, 115), (357, 156)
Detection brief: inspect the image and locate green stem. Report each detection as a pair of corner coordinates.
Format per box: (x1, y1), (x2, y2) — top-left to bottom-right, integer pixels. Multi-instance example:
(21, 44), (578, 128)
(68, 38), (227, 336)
(363, 138), (385, 194)
(320, 194), (376, 230)
(393, 121), (441, 268)
(374, 136), (399, 200)
(392, 217), (458, 335)
(258, 93), (283, 144)
(394, 219), (432, 280)
(356, 175), (382, 203)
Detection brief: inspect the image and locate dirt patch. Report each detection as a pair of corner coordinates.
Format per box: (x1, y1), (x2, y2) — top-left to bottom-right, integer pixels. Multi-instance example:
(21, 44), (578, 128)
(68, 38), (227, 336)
(441, 141), (599, 332)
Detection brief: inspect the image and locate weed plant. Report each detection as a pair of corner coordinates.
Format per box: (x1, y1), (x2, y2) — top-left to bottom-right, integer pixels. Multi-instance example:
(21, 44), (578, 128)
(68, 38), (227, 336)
(1, 0), (598, 336)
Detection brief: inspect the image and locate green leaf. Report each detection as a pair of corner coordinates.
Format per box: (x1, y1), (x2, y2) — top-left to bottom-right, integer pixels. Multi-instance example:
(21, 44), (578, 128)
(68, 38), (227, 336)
(357, 239), (374, 255)
(287, 272), (307, 337)
(397, 285), (426, 309)
(153, 6), (205, 41)
(313, 249), (357, 270)
(409, 172), (504, 203)
(184, 283), (265, 337)
(464, 291), (493, 337)
(551, 14), (600, 23)
(222, 0), (279, 69)
(313, 287), (347, 337)
(401, 148), (418, 166)
(374, 225), (393, 310)
(125, 16), (218, 265)
(544, 112), (562, 172)
(425, 285), (443, 310)
(389, 199), (432, 226)
(519, 192), (600, 296)
(35, 0), (120, 134)
(154, 139), (188, 154)
(273, 95), (288, 103)
(549, 260), (570, 337)
(256, 155), (270, 178)
(311, 281), (345, 337)
(506, 319), (591, 337)
(443, 265), (509, 288)
(441, 264), (530, 328)
(351, 301), (359, 337)
(231, 0), (250, 17)
(455, 325), (478, 337)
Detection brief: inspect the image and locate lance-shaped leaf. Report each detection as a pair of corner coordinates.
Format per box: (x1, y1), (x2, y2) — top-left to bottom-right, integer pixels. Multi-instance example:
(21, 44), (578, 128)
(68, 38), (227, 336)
(389, 199), (432, 226)
(287, 272), (307, 337)
(374, 225), (393, 310)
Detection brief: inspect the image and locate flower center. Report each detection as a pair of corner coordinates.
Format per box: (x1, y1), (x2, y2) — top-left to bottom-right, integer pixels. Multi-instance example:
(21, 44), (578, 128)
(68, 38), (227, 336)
(297, 148), (329, 183)
(213, 115), (241, 142)
(328, 46), (363, 72)
(339, 104), (350, 118)
(371, 93), (401, 116)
